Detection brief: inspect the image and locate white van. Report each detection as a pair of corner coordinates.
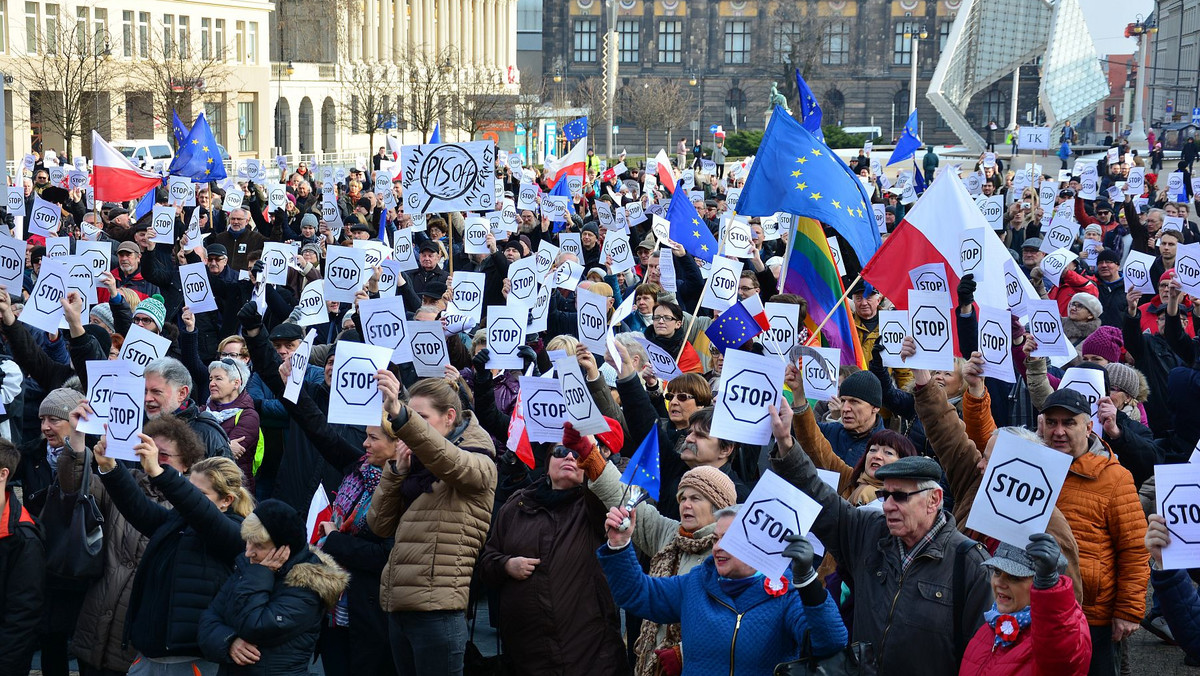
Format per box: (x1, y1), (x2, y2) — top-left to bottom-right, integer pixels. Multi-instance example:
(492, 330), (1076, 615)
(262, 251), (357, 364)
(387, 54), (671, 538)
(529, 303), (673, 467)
(111, 140), (174, 168)
(842, 126), (883, 141)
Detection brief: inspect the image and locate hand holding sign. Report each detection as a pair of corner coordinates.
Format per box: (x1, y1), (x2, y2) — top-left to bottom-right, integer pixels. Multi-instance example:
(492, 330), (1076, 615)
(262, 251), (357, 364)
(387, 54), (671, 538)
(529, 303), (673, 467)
(965, 430), (1072, 548)
(716, 470), (823, 579)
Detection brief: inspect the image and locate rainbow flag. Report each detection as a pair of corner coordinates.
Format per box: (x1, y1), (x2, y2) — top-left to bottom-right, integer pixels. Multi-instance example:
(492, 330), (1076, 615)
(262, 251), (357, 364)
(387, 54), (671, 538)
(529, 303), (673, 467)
(783, 217), (866, 368)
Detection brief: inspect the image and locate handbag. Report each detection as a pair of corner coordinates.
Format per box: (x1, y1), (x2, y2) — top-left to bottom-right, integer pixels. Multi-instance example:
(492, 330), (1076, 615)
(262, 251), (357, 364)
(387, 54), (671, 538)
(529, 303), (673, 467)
(774, 636), (875, 676)
(40, 448), (105, 586)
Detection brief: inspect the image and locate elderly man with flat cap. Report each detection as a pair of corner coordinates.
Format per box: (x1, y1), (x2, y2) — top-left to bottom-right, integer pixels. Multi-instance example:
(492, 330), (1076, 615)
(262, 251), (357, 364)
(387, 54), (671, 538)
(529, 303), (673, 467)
(768, 398), (992, 676)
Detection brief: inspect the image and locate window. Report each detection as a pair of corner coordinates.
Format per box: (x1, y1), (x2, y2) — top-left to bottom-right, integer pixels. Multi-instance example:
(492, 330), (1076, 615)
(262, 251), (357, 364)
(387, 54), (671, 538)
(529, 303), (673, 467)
(572, 19), (597, 62)
(350, 94), (360, 133)
(938, 20), (952, 52)
(75, 6), (85, 52)
(178, 16), (188, 58)
(214, 19), (224, 59)
(235, 20), (245, 62)
(238, 100), (255, 152)
(616, 20), (639, 63)
(122, 10), (132, 56)
(0, 2), (8, 53)
(93, 8), (105, 53)
(772, 22), (797, 64)
(206, 101), (224, 145)
(200, 18), (210, 59)
(247, 21), (257, 63)
(723, 20), (750, 64)
(657, 20), (681, 63)
(893, 21), (917, 65)
(726, 87), (746, 128)
(25, 2), (37, 53)
(138, 12), (149, 57)
(163, 15), (173, 58)
(44, 3), (57, 54)
(822, 21), (850, 65)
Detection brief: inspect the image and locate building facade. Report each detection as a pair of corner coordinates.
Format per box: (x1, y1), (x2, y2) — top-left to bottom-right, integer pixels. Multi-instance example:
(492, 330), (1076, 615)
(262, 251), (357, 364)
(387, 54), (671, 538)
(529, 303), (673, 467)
(0, 0), (274, 163)
(1148, 0), (1199, 129)
(542, 0), (1045, 149)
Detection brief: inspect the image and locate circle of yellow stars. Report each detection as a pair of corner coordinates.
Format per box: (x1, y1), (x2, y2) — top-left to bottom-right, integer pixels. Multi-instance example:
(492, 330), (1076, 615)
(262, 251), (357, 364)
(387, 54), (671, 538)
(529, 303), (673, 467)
(791, 149), (866, 218)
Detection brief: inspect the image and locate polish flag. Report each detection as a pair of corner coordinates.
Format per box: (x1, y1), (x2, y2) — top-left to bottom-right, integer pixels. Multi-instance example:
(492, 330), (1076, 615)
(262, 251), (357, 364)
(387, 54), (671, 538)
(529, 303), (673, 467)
(91, 131), (163, 203)
(545, 139), (588, 186)
(386, 136), (402, 161)
(654, 149), (677, 194)
(306, 482), (332, 544)
(507, 390), (536, 469)
(740, 293), (771, 331)
(860, 169), (1036, 313)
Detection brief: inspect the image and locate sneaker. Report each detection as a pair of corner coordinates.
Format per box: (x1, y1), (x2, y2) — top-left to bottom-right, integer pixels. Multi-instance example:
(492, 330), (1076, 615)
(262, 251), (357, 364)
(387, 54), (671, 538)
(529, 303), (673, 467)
(1142, 614), (1177, 645)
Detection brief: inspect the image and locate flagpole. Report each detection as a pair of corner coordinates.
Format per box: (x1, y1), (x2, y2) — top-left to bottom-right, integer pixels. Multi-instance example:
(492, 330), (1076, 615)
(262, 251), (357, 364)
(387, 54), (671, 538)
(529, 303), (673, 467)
(676, 207), (730, 363)
(805, 273), (860, 345)
(448, 216), (455, 275)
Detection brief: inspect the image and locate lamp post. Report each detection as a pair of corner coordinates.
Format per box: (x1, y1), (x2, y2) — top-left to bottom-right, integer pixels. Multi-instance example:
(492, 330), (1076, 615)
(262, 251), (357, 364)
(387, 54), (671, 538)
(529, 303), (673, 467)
(1125, 14), (1156, 146)
(92, 31), (111, 157)
(905, 24), (927, 116)
(689, 68), (701, 146)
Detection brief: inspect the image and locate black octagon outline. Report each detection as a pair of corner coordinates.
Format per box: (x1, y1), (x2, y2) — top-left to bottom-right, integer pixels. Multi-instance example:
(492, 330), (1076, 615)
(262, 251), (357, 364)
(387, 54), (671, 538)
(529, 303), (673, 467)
(106, 391), (141, 442)
(264, 249), (288, 276)
(578, 299), (607, 341)
(986, 458), (1052, 525)
(91, 373), (118, 408)
(327, 256), (360, 291)
(183, 273), (208, 304)
(153, 211), (174, 235)
(123, 339), (157, 367)
(488, 317), (522, 355)
(1163, 484), (1200, 544)
(465, 221), (488, 246)
(960, 238), (983, 272)
(1178, 256), (1200, 282)
(1030, 310), (1062, 343)
(914, 272), (946, 294)
(526, 388), (566, 427)
(711, 267), (738, 301)
(1004, 271), (1026, 305)
(455, 280), (483, 309)
(365, 310), (407, 347)
(721, 368), (777, 425)
(1126, 260), (1149, 285)
(879, 320), (906, 355)
(32, 273), (65, 313)
(411, 330), (445, 367)
(911, 306), (950, 352)
(562, 372), (594, 419)
(0, 243), (21, 274)
(335, 356), (380, 406)
(979, 320), (1008, 365)
(768, 315), (797, 347)
(741, 498), (800, 556)
(980, 199), (1003, 223)
(510, 265), (537, 300)
(1067, 380), (1101, 408)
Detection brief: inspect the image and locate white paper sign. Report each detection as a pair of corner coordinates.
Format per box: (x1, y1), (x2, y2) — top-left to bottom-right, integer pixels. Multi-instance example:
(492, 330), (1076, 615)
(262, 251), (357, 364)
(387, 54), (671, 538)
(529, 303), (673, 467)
(506, 256), (539, 310)
(701, 256), (741, 312)
(711, 349), (785, 445)
(1058, 367), (1105, 435)
(658, 250), (677, 293)
(1025, 299), (1070, 357)
(1017, 126), (1051, 151)
(519, 375), (566, 443)
(1156, 463), (1200, 570)
(1176, 243), (1200, 297)
(722, 215), (753, 259)
(554, 355), (609, 435)
(965, 430), (1073, 547)
(717, 470), (823, 579)
(328, 341), (393, 426)
(462, 216), (491, 255)
(978, 195), (1005, 230)
(360, 295), (415, 363)
(0, 233), (24, 294)
(551, 260), (584, 292)
(450, 271), (486, 323)
(485, 304), (527, 369)
(295, 280), (327, 327)
(877, 310), (909, 368)
(28, 194), (60, 237)
(167, 176), (195, 207)
(534, 241), (559, 280)
(261, 242), (297, 286)
(76, 360), (136, 434)
(872, 204), (887, 234)
(408, 320), (450, 377)
(102, 375), (147, 462)
(976, 304), (1015, 383)
(1039, 247), (1076, 289)
(909, 262), (951, 304)
(795, 345), (841, 402)
(1123, 249), (1156, 294)
(905, 289), (955, 370)
(527, 283), (552, 334)
(323, 245), (367, 303)
(575, 287), (610, 354)
(603, 232), (634, 273)
(178, 262), (217, 314)
(759, 302), (801, 358)
(631, 335), (684, 381)
(118, 324), (173, 376)
(21, 257), (69, 333)
(150, 205), (175, 244)
(283, 329), (317, 404)
(401, 141), (496, 213)
(558, 232), (582, 260)
(44, 236), (69, 259)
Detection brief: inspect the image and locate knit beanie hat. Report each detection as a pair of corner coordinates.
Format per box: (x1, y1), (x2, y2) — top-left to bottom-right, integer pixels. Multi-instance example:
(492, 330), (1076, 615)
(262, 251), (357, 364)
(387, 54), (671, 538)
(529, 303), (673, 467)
(677, 466), (738, 511)
(39, 387), (83, 420)
(1070, 292), (1103, 320)
(241, 499), (307, 552)
(1106, 362), (1141, 398)
(838, 370), (882, 409)
(89, 302), (115, 333)
(82, 324), (112, 357)
(133, 294), (167, 329)
(1079, 325), (1123, 363)
(1083, 224), (1103, 237)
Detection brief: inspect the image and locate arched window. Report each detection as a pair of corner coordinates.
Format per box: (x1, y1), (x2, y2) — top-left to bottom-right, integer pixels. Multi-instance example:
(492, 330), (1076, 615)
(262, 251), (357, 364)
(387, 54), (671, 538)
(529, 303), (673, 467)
(321, 98), (336, 153)
(893, 89), (909, 139)
(298, 97), (314, 155)
(275, 98), (291, 154)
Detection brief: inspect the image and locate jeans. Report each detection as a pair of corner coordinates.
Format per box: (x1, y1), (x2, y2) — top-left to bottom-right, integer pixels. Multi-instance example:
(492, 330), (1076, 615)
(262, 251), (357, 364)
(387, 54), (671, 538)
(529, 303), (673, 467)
(388, 610), (468, 676)
(126, 655), (220, 676)
(1088, 624), (1120, 676)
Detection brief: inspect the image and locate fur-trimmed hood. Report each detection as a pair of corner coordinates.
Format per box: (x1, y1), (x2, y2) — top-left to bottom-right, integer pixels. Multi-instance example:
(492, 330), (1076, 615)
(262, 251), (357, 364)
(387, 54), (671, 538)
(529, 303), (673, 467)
(284, 547), (350, 609)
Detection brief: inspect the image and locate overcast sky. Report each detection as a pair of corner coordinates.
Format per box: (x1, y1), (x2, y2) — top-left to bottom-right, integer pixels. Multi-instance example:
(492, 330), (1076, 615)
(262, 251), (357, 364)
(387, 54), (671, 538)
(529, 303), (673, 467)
(1083, 0), (1155, 56)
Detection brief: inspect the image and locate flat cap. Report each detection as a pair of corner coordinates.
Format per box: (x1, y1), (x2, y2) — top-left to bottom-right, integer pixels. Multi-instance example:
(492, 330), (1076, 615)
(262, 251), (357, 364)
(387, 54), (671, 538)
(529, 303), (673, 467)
(268, 322), (305, 342)
(873, 456), (943, 482)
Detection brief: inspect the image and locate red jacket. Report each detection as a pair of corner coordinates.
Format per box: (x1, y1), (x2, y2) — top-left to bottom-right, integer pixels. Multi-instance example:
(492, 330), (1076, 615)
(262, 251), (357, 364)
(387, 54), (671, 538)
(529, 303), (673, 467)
(1047, 269), (1098, 316)
(959, 577), (1091, 676)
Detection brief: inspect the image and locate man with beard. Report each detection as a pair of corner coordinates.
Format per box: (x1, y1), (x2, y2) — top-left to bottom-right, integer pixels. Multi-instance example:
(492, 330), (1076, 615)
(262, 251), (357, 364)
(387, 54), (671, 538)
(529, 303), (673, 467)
(142, 356), (232, 458)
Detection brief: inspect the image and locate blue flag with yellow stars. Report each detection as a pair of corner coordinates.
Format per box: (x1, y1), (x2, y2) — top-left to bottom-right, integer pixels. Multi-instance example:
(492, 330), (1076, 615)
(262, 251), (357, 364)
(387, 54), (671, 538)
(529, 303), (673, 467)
(737, 105), (880, 267)
(794, 69), (823, 142)
(705, 299), (765, 354)
(430, 120), (441, 144)
(887, 110), (922, 166)
(666, 180), (719, 262)
(619, 428), (660, 501)
(169, 112), (228, 183)
(171, 110), (187, 149)
(563, 116), (589, 142)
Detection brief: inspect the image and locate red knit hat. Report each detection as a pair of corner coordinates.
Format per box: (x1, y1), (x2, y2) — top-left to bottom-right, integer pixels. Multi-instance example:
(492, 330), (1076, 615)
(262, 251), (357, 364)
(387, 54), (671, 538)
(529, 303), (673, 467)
(596, 416), (624, 456)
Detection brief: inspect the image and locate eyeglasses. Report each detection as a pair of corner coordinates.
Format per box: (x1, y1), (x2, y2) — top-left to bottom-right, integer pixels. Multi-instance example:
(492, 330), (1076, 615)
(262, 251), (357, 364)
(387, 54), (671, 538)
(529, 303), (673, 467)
(219, 352), (244, 359)
(550, 445), (579, 460)
(664, 392), (696, 403)
(133, 315), (156, 325)
(877, 487), (933, 504)
(652, 314), (679, 323)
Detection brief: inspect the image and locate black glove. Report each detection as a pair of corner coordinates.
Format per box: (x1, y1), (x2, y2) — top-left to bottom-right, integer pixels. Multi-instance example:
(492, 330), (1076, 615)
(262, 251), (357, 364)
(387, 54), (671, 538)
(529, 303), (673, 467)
(472, 348), (490, 380)
(517, 345), (537, 365)
(782, 534), (816, 584)
(1026, 533), (1065, 590)
(237, 301), (263, 332)
(251, 260), (266, 280)
(956, 273), (976, 309)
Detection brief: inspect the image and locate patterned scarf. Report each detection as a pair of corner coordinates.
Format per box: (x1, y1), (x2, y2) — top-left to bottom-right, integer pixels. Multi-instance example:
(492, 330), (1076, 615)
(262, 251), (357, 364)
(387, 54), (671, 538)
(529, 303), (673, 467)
(983, 604), (1032, 649)
(331, 459), (383, 535)
(634, 526), (718, 676)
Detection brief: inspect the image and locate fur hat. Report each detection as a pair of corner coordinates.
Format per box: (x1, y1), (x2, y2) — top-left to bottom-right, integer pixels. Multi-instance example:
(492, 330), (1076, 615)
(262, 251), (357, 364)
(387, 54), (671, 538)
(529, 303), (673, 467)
(1079, 325), (1123, 363)
(677, 466), (737, 511)
(241, 499), (308, 552)
(133, 294), (167, 330)
(38, 387), (83, 421)
(1070, 292), (1103, 320)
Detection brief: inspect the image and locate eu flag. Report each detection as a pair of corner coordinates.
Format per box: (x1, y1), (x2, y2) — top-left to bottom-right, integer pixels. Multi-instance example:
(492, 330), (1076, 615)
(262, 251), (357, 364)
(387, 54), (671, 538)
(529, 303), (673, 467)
(619, 428), (660, 501)
(549, 174), (576, 229)
(887, 110), (922, 166)
(912, 158), (927, 196)
(563, 116), (589, 142)
(737, 105), (880, 267)
(794, 70), (824, 142)
(430, 120), (441, 144)
(666, 180), (719, 262)
(705, 300), (765, 353)
(171, 110), (187, 149)
(169, 113), (228, 182)
(134, 186), (157, 220)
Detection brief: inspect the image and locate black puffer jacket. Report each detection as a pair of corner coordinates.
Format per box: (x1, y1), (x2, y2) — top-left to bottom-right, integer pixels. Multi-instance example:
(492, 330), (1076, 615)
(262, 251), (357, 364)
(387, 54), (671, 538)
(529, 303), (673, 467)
(175, 399), (234, 459)
(0, 489), (44, 675)
(100, 464), (245, 658)
(198, 547), (349, 674)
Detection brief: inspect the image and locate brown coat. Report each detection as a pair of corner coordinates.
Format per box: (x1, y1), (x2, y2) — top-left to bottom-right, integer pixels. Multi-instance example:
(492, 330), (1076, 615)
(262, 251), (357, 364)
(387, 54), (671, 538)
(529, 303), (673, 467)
(478, 483), (629, 676)
(369, 408), (497, 612)
(915, 383), (1084, 604)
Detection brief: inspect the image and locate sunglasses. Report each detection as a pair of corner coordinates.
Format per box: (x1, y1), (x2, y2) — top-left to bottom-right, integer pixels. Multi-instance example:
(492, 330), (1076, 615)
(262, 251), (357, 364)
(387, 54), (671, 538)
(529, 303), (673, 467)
(877, 487), (933, 504)
(550, 445), (579, 460)
(664, 392), (696, 403)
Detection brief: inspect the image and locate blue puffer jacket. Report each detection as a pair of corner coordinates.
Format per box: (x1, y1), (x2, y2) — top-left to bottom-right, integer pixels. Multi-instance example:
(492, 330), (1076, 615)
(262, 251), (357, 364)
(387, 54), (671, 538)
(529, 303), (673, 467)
(597, 544), (847, 675)
(1152, 569), (1200, 662)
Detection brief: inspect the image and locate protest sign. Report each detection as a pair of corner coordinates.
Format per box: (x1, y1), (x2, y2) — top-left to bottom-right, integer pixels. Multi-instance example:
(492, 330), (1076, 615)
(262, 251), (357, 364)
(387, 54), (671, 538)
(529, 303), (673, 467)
(1156, 463), (1200, 570)
(575, 287), (610, 354)
(658, 249), (677, 292)
(21, 257), (68, 333)
(534, 241), (559, 280)
(966, 430), (1072, 547)
(295, 280), (326, 327)
(759, 302), (801, 358)
(559, 232), (582, 259)
(507, 256), (540, 310)
(1059, 367), (1105, 435)
(118, 324), (173, 376)
(222, 187), (245, 213)
(74, 241), (110, 282)
(1123, 249), (1156, 293)
(603, 232), (634, 273)
(1126, 167), (1146, 196)
(551, 260), (584, 292)
(485, 305), (526, 370)
(1176, 243), (1200, 297)
(450, 271), (486, 323)
(1017, 126), (1051, 150)
(519, 376), (567, 443)
(1026, 299), (1071, 357)
(527, 283), (552, 334)
(323, 245), (367, 303)
(722, 215), (754, 259)
(1039, 247), (1076, 288)
(151, 205), (175, 244)
(462, 216), (491, 255)
(407, 320), (449, 377)
(401, 141), (496, 213)
(261, 242), (297, 286)
(909, 262), (951, 304)
(268, 182), (287, 210)
(631, 335), (684, 381)
(795, 345), (840, 402)
(872, 203), (887, 234)
(701, 256), (741, 312)
(1040, 221), (1077, 255)
(717, 470), (823, 579)
(516, 182), (538, 212)
(61, 255), (96, 308)
(1002, 258), (1031, 316)
(168, 176), (195, 207)
(711, 349), (785, 445)
(877, 310), (909, 368)
(328, 342), (392, 426)
(554, 356), (610, 435)
(282, 330), (317, 404)
(103, 375), (147, 462)
(179, 262), (217, 314)
(391, 229), (418, 272)
(28, 194), (60, 237)
(0, 233), (24, 295)
(905, 289), (955, 370)
(977, 304), (1015, 383)
(360, 295), (414, 363)
(541, 195), (571, 222)
(77, 360), (137, 435)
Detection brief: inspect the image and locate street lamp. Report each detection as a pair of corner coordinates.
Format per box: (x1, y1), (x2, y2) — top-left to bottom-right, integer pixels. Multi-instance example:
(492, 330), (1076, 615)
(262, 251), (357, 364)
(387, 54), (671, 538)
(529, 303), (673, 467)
(905, 24), (927, 115)
(690, 67), (701, 147)
(1125, 14), (1156, 144)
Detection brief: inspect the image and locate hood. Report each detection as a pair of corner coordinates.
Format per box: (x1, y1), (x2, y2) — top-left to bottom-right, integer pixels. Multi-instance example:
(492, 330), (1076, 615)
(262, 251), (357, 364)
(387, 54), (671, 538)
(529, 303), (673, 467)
(284, 547), (350, 609)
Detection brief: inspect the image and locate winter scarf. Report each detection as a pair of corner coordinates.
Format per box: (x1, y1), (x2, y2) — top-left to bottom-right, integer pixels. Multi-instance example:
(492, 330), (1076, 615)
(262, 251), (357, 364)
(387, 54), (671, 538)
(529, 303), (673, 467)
(331, 459), (383, 535)
(984, 604), (1032, 649)
(1063, 317), (1101, 346)
(399, 416), (472, 503)
(634, 526), (718, 676)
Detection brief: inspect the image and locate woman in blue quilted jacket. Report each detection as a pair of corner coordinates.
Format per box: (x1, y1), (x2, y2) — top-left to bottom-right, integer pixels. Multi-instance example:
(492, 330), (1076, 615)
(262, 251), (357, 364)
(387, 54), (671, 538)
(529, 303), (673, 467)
(597, 504), (847, 675)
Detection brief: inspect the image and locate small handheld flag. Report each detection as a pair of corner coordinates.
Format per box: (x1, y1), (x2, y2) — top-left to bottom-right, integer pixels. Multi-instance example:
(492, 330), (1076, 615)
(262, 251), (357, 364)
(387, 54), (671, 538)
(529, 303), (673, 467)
(666, 181), (719, 262)
(620, 428), (661, 501)
(563, 116), (589, 142)
(794, 70), (824, 142)
(887, 110), (922, 166)
(430, 121), (441, 144)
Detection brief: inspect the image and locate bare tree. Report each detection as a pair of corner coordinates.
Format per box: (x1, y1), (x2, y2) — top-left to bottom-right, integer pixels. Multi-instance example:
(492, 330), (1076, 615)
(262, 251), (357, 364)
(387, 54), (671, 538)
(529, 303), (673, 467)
(404, 47), (459, 143)
(124, 32), (233, 146)
(339, 61), (403, 152)
(455, 73), (514, 140)
(619, 77), (694, 161)
(8, 6), (121, 158)
(513, 78), (547, 165)
(755, 6), (832, 108)
(573, 76), (606, 148)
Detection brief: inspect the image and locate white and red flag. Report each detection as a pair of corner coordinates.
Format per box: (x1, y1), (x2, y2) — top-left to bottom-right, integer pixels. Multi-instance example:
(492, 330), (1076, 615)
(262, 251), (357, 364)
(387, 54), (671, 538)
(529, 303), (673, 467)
(91, 131), (163, 202)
